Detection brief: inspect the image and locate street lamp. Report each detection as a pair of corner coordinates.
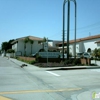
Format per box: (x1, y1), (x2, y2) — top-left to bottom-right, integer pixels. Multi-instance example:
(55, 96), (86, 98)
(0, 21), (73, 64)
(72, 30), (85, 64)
(62, 0), (77, 60)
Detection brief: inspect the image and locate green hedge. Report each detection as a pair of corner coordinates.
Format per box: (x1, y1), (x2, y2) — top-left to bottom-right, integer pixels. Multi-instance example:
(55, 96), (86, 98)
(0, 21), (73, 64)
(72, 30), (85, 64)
(7, 49), (15, 53)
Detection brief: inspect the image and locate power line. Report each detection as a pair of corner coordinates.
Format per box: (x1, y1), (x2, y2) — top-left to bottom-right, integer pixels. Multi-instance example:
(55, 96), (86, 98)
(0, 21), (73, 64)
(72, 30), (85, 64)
(70, 21), (100, 31)
(48, 21), (100, 39)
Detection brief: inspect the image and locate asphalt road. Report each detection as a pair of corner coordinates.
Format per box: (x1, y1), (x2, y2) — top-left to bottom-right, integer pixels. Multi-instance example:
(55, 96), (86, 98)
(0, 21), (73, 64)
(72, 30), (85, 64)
(0, 56), (100, 100)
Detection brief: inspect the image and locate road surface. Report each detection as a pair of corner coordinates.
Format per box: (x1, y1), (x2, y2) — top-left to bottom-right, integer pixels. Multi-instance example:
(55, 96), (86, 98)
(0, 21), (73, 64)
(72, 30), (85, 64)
(0, 56), (100, 100)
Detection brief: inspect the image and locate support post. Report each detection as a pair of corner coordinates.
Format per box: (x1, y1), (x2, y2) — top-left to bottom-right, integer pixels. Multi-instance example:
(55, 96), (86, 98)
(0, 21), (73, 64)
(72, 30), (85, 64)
(67, 0), (70, 60)
(62, 0), (66, 61)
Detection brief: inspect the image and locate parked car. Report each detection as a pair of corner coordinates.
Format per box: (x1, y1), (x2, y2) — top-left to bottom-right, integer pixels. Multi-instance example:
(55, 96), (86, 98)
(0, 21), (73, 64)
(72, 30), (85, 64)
(76, 52), (83, 58)
(82, 52), (91, 58)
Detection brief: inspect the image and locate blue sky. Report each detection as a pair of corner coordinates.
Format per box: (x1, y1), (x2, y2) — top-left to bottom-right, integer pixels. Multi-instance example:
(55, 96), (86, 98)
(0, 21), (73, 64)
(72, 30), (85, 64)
(0, 0), (100, 46)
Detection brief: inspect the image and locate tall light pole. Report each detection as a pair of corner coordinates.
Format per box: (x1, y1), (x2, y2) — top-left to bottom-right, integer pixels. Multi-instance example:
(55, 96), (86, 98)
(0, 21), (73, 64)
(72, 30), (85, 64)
(62, 0), (77, 60)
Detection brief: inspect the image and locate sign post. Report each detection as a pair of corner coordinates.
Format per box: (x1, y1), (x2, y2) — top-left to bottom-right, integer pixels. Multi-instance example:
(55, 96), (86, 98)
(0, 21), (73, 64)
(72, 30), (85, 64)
(45, 38), (48, 66)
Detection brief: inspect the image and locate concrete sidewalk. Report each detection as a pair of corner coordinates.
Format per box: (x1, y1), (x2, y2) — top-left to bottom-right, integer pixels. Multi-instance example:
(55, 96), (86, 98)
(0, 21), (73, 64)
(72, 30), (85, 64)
(8, 57), (100, 71)
(6, 57), (40, 70)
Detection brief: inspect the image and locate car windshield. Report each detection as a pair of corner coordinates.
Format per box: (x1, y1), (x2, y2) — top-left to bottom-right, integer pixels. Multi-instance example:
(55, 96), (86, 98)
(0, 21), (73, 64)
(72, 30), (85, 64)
(84, 53), (89, 55)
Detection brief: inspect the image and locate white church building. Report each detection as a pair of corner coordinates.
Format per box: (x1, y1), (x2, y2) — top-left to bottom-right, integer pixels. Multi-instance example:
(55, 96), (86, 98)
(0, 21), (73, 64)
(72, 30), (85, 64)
(56, 34), (100, 56)
(11, 34), (100, 57)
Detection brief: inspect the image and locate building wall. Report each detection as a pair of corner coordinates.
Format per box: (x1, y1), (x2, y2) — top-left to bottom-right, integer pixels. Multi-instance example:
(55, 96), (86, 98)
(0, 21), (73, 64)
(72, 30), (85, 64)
(26, 42), (31, 56)
(12, 36), (100, 57)
(97, 43), (100, 48)
(70, 38), (100, 56)
(48, 41), (61, 47)
(19, 40), (43, 56)
(79, 41), (85, 53)
(83, 38), (100, 52)
(32, 41), (43, 54)
(12, 40), (44, 56)
(17, 40), (24, 56)
(48, 42), (53, 46)
(12, 42), (18, 52)
(69, 45), (73, 55)
(53, 41), (62, 47)
(76, 43), (79, 53)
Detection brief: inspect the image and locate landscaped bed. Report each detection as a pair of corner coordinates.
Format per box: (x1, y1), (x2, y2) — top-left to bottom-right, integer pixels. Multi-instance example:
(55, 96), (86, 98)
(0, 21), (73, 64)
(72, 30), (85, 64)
(16, 56), (96, 68)
(16, 56), (81, 67)
(34, 62), (66, 67)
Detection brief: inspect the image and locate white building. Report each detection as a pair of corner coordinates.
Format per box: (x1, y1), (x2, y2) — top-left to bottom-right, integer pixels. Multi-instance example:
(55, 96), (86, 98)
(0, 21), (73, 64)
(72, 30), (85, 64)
(11, 36), (61, 56)
(56, 34), (100, 56)
(12, 35), (100, 57)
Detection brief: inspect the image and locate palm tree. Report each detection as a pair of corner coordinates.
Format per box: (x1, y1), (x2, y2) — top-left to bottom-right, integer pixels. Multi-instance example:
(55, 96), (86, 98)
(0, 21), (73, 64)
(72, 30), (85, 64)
(42, 37), (46, 42)
(42, 37), (47, 51)
(24, 37), (29, 56)
(29, 39), (34, 55)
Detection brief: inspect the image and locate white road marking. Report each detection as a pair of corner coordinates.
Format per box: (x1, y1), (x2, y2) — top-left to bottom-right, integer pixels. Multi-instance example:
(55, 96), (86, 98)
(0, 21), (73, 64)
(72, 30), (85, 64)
(91, 69), (100, 72)
(46, 71), (60, 76)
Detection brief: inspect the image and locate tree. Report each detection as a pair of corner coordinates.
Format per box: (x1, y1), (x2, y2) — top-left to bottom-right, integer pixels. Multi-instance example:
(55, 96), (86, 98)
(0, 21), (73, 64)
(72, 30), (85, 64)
(8, 40), (15, 49)
(97, 48), (100, 58)
(1, 39), (15, 52)
(1, 42), (8, 52)
(42, 37), (46, 42)
(93, 48), (99, 58)
(42, 37), (47, 50)
(24, 37), (29, 56)
(7, 49), (15, 53)
(29, 39), (34, 55)
(93, 48), (100, 64)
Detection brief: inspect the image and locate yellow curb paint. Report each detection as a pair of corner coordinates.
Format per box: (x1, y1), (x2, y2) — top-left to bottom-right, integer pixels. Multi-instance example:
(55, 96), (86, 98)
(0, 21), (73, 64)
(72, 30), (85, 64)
(0, 88), (82, 95)
(0, 96), (12, 100)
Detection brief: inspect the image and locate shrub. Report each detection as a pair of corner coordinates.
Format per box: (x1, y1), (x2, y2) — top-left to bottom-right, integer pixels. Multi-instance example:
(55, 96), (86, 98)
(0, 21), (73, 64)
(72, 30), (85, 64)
(15, 56), (19, 59)
(36, 54), (41, 62)
(7, 49), (15, 53)
(28, 60), (36, 64)
(64, 59), (73, 65)
(73, 58), (81, 65)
